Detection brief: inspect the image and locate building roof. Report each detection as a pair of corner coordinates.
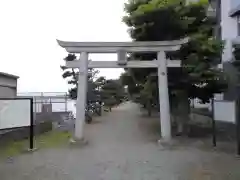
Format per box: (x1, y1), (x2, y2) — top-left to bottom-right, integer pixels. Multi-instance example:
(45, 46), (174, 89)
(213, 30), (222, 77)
(0, 72), (19, 79)
(229, 4), (240, 17)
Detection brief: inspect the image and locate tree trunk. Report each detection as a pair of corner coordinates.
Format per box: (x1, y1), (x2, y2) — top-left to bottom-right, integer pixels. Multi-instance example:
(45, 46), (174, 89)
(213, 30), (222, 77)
(98, 106), (102, 116)
(147, 100), (152, 116)
(143, 103), (147, 108)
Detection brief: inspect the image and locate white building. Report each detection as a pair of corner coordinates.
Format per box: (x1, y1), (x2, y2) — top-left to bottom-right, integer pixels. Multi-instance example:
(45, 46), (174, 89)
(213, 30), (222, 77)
(0, 72), (18, 98)
(220, 0), (240, 62)
(218, 0), (240, 100)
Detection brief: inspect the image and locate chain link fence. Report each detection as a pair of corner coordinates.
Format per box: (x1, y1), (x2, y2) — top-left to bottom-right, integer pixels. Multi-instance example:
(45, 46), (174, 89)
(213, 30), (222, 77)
(17, 92), (70, 113)
(17, 92), (76, 129)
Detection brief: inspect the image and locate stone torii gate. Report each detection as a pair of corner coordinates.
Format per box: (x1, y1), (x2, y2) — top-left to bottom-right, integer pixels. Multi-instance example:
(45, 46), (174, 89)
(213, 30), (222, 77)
(57, 39), (187, 143)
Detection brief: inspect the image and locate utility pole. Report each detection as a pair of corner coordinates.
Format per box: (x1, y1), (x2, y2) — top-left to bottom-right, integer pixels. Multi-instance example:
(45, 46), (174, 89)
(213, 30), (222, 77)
(231, 50), (240, 155)
(215, 0), (221, 41)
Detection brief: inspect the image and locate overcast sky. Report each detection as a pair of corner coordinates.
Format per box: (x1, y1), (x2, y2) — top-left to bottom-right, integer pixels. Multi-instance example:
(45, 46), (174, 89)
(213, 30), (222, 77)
(0, 0), (130, 93)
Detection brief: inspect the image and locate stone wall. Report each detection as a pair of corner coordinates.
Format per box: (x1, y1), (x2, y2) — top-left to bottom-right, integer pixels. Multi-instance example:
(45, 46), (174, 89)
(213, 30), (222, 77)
(0, 121), (53, 145)
(0, 111), (74, 145)
(189, 113), (237, 141)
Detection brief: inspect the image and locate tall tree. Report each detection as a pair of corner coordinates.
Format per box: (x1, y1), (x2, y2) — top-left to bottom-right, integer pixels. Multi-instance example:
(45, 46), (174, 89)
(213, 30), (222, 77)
(61, 54), (106, 102)
(61, 54), (126, 110)
(101, 79), (126, 111)
(123, 0), (227, 134)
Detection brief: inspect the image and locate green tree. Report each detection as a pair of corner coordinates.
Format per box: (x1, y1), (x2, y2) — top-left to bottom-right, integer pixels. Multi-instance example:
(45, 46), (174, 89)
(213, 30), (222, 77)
(61, 54), (106, 102)
(101, 79), (126, 111)
(61, 54), (126, 111)
(123, 0), (227, 134)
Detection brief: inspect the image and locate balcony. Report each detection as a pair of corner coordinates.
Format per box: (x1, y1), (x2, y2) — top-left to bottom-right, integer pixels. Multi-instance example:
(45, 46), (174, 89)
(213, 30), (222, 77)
(232, 37), (240, 46)
(229, 4), (240, 17)
(229, 0), (240, 16)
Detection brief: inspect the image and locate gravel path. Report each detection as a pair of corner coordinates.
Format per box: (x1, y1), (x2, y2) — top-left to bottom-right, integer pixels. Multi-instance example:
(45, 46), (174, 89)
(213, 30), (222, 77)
(1, 101), (240, 180)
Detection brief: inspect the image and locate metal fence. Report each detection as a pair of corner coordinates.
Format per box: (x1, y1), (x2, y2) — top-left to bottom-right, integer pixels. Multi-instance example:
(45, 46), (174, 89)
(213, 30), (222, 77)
(17, 92), (73, 113)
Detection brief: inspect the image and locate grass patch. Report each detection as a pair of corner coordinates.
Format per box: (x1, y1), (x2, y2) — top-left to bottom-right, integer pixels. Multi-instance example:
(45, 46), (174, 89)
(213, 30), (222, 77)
(37, 131), (71, 148)
(0, 131), (72, 159)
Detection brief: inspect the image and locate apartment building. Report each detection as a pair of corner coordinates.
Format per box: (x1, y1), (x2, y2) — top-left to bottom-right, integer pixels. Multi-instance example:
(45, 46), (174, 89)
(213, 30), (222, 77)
(218, 0), (240, 100)
(222, 0), (240, 62)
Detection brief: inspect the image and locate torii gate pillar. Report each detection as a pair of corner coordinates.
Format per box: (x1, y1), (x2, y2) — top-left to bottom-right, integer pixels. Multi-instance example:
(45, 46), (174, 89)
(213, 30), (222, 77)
(75, 52), (88, 139)
(57, 39), (188, 143)
(158, 51), (171, 141)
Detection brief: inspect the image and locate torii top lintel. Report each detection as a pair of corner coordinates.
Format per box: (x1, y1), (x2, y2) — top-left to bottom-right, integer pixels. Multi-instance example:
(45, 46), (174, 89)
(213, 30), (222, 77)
(56, 38), (188, 53)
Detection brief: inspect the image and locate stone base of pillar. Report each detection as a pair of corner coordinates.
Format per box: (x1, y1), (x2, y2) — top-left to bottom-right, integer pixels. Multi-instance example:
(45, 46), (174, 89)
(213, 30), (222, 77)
(25, 148), (38, 153)
(157, 139), (177, 150)
(69, 137), (88, 147)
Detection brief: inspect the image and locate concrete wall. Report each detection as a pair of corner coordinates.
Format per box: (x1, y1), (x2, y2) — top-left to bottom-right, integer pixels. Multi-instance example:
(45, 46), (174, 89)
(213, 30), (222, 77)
(0, 75), (17, 88)
(0, 122), (53, 145)
(0, 86), (16, 98)
(223, 62), (238, 100)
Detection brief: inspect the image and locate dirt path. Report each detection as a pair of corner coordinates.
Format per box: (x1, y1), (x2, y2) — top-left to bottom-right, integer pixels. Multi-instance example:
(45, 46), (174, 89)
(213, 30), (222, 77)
(0, 101), (240, 180)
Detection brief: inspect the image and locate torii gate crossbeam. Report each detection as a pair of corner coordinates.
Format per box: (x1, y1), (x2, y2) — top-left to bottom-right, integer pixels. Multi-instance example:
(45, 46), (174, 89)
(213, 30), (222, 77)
(57, 38), (188, 143)
(66, 60), (181, 68)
